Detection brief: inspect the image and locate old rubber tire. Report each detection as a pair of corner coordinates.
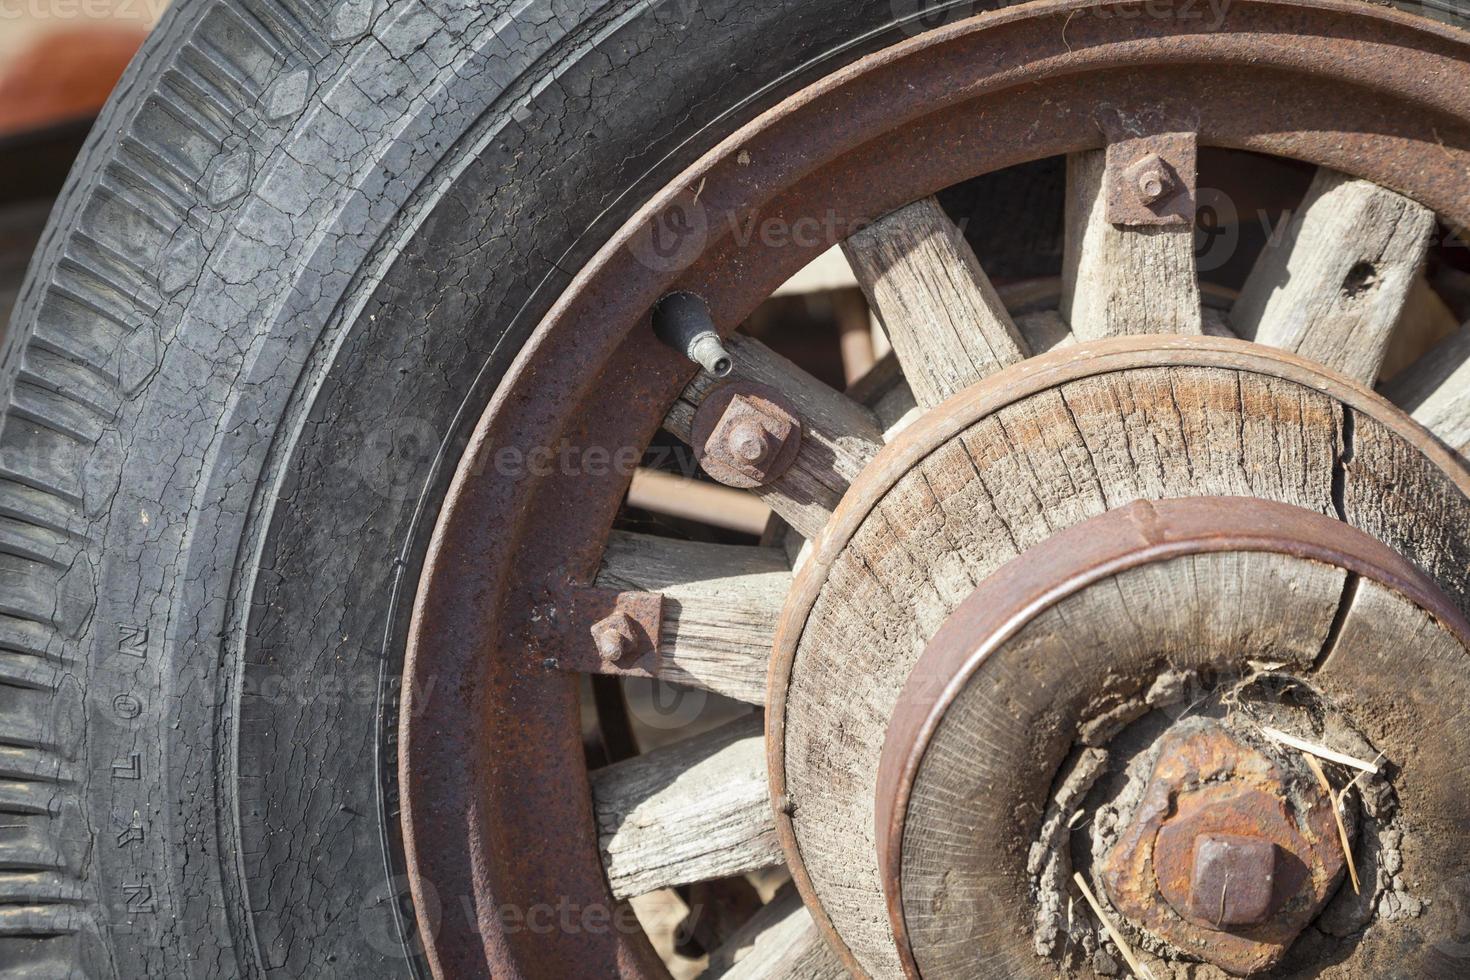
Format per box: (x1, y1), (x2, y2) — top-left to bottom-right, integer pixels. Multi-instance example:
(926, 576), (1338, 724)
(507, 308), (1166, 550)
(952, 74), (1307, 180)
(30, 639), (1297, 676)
(0, 1), (966, 975)
(0, 0), (1465, 977)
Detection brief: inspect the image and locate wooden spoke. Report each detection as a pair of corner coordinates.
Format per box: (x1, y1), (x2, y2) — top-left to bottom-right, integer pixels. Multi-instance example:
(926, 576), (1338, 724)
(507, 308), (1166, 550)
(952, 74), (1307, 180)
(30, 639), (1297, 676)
(869, 373), (919, 441)
(596, 532), (789, 704)
(1381, 276), (1462, 380)
(665, 335), (884, 538)
(842, 197), (1028, 409)
(1233, 168), (1436, 383)
(592, 713), (781, 899)
(1202, 306), (1236, 338)
(1061, 150), (1203, 339)
(704, 887), (847, 979)
(1014, 309), (1073, 354)
(1382, 323), (1470, 454)
(849, 310), (1080, 442)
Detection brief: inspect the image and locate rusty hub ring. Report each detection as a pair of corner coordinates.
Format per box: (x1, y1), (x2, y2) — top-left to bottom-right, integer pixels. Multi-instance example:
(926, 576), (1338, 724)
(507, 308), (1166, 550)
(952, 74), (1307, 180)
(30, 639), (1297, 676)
(873, 496), (1470, 976)
(399, 2), (1470, 976)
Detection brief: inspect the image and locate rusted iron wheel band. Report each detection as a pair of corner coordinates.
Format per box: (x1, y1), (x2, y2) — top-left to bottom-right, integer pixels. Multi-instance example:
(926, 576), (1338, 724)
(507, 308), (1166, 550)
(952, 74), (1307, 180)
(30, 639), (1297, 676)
(873, 496), (1470, 977)
(397, 1), (1470, 974)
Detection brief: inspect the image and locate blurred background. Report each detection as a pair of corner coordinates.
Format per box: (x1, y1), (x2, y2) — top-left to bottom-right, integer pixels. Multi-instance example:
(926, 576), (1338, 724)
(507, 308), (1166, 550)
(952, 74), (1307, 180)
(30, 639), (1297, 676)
(1, 0), (164, 329)
(0, 1), (161, 133)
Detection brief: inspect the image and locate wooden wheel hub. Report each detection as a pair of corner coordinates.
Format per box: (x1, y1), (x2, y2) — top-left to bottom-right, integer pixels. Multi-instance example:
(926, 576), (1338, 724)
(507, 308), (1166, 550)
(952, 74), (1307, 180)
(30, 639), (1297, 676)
(767, 338), (1470, 978)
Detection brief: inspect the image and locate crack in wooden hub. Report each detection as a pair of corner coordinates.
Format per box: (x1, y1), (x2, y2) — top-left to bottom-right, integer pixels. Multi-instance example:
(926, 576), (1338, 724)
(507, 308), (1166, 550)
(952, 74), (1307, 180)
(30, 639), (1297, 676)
(765, 339), (1470, 979)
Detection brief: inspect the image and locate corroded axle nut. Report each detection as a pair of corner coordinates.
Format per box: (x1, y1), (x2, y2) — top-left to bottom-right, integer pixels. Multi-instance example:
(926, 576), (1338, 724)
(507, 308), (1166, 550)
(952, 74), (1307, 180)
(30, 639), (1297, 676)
(1100, 722), (1347, 975)
(691, 382), (803, 489)
(1190, 833), (1282, 927)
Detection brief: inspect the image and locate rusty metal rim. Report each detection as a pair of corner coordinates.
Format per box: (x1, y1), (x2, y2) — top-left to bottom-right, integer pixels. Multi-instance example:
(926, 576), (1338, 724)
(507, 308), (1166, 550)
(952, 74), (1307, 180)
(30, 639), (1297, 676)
(764, 336), (1470, 973)
(396, 1), (1470, 975)
(868, 496), (1470, 977)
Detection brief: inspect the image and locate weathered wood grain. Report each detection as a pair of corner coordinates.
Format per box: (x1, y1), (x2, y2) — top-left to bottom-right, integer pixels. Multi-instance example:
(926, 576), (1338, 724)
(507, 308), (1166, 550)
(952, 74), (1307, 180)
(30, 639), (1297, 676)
(1013, 309), (1073, 355)
(867, 310), (1082, 440)
(704, 887), (847, 980)
(783, 365), (1344, 977)
(1380, 276), (1462, 381)
(901, 551), (1346, 979)
(1338, 408), (1470, 615)
(1009, 304), (1227, 358)
(1311, 578), (1470, 976)
(1316, 577), (1470, 809)
(665, 335), (884, 538)
(592, 713), (782, 900)
(596, 532), (790, 704)
(1061, 151), (1202, 339)
(1233, 168), (1435, 384)
(843, 197), (1028, 409)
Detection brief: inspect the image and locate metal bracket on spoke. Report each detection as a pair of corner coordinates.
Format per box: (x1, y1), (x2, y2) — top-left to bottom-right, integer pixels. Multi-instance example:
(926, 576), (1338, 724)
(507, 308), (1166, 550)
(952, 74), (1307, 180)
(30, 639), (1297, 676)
(1104, 130), (1197, 227)
(547, 585), (665, 677)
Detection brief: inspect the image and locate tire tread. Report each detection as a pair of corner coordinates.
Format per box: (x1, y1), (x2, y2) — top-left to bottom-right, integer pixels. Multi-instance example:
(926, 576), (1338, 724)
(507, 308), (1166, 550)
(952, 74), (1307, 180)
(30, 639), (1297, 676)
(0, 0), (327, 972)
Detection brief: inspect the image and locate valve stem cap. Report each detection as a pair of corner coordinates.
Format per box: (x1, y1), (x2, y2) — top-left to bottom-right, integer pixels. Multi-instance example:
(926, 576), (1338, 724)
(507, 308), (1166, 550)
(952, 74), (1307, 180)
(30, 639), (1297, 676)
(652, 292), (733, 377)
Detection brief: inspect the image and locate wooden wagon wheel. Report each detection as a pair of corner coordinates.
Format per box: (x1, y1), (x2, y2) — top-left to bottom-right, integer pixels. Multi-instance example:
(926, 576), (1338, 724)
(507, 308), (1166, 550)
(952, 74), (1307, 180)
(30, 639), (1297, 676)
(399, 2), (1470, 976)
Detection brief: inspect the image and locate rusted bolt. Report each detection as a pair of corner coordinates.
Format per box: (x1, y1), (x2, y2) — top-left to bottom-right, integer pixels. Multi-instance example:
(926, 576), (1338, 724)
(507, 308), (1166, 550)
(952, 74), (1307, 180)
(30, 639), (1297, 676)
(692, 383), (803, 489)
(723, 411), (784, 469)
(1189, 833), (1282, 927)
(592, 610), (639, 665)
(1125, 152), (1175, 206)
(708, 394), (798, 485)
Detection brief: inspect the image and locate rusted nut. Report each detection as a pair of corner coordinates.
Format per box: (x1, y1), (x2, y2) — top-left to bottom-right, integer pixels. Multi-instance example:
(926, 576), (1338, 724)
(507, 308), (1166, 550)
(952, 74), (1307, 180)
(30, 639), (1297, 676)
(691, 382), (803, 489)
(1126, 152), (1175, 206)
(1104, 133), (1196, 226)
(1100, 721), (1346, 975)
(592, 610), (639, 666)
(1189, 833), (1282, 927)
(705, 393), (797, 485)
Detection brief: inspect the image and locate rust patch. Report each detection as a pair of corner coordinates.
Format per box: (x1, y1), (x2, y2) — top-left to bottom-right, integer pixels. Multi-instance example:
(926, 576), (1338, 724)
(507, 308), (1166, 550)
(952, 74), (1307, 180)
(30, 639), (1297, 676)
(1105, 131), (1198, 226)
(1101, 724), (1346, 974)
(544, 585), (665, 677)
(692, 381), (803, 488)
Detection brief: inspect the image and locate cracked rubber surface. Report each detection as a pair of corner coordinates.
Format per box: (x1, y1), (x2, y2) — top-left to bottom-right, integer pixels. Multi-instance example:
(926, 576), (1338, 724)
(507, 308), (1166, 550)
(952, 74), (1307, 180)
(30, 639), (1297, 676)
(0, 0), (963, 975)
(0, 0), (1464, 977)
